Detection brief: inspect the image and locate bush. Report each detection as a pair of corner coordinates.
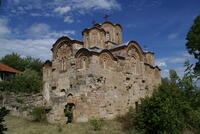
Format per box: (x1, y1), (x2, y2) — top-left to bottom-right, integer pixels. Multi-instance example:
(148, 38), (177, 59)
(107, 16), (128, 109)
(0, 81), (12, 92)
(121, 82), (200, 134)
(64, 105), (73, 124)
(132, 84), (188, 134)
(11, 69), (42, 93)
(0, 69), (42, 93)
(90, 119), (103, 131)
(0, 107), (9, 134)
(0, 53), (44, 74)
(57, 124), (63, 133)
(29, 107), (46, 122)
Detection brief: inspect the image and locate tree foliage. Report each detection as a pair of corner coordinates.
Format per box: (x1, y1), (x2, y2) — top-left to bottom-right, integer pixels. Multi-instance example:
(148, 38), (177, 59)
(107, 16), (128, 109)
(0, 53), (44, 74)
(123, 65), (200, 134)
(29, 107), (46, 122)
(186, 15), (200, 72)
(132, 84), (197, 134)
(169, 69), (179, 84)
(0, 53), (44, 93)
(0, 69), (42, 93)
(11, 69), (42, 93)
(0, 107), (9, 134)
(0, 53), (27, 72)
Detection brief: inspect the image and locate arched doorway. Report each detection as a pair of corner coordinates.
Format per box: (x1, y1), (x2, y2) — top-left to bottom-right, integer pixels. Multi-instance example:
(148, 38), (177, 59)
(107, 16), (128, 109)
(64, 103), (75, 123)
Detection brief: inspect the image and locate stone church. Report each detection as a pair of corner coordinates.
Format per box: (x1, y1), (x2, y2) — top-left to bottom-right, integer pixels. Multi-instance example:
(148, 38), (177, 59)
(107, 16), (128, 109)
(43, 21), (161, 124)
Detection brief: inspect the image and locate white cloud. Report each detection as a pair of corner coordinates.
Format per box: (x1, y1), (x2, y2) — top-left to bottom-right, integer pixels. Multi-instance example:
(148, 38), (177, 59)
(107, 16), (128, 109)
(73, 0), (121, 10)
(26, 23), (75, 39)
(168, 33), (179, 39)
(161, 67), (185, 78)
(7, 0), (121, 17)
(64, 16), (74, 23)
(54, 6), (71, 15)
(0, 29), (75, 60)
(169, 58), (186, 64)
(26, 23), (50, 38)
(0, 22), (75, 60)
(155, 59), (167, 67)
(0, 18), (11, 37)
(30, 13), (51, 17)
(44, 30), (75, 39)
(0, 38), (54, 60)
(183, 51), (193, 58)
(161, 69), (169, 78)
(175, 67), (185, 78)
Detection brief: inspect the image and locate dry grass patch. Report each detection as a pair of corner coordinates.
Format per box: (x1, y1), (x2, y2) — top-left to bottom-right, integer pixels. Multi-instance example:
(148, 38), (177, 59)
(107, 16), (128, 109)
(4, 115), (130, 134)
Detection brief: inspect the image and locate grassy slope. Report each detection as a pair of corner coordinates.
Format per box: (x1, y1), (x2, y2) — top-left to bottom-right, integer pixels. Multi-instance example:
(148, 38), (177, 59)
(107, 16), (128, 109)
(4, 116), (133, 134)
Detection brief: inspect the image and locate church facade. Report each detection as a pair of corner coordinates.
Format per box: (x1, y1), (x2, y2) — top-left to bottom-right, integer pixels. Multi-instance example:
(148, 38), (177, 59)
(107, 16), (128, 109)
(43, 21), (161, 124)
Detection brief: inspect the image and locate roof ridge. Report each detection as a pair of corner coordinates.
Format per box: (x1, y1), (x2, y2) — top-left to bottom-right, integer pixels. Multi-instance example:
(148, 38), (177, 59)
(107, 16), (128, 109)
(0, 63), (21, 73)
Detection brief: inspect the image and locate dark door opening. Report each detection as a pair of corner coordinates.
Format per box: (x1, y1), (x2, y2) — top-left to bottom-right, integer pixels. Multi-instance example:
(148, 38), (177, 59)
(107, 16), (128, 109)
(64, 103), (75, 123)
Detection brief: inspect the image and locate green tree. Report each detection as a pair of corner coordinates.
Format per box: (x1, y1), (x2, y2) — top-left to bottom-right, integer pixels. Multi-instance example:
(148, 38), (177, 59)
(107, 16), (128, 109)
(0, 53), (27, 71)
(0, 53), (44, 74)
(11, 69), (42, 93)
(169, 69), (179, 84)
(186, 15), (200, 72)
(0, 107), (9, 134)
(124, 64), (200, 134)
(25, 56), (43, 75)
(161, 77), (170, 85)
(132, 84), (189, 134)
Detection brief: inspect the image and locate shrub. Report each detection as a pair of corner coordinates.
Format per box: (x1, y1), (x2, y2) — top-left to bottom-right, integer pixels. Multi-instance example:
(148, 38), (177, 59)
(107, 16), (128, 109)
(11, 69), (42, 93)
(132, 85), (187, 134)
(0, 53), (44, 74)
(0, 107), (9, 134)
(0, 69), (42, 93)
(0, 81), (12, 92)
(121, 82), (200, 134)
(90, 119), (103, 131)
(29, 106), (46, 122)
(57, 124), (63, 133)
(64, 104), (74, 123)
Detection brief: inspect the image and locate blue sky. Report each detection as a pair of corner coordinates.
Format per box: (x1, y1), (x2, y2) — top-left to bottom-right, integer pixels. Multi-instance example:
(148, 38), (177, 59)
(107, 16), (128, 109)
(0, 0), (199, 78)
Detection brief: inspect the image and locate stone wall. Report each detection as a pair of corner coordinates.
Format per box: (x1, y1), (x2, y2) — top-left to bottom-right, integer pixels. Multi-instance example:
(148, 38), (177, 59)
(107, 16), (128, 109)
(0, 91), (44, 119)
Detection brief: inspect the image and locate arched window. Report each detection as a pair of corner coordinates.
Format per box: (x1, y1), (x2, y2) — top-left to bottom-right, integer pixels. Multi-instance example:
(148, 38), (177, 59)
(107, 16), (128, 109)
(93, 33), (98, 45)
(106, 32), (110, 41)
(77, 56), (88, 69)
(103, 57), (106, 69)
(82, 57), (87, 69)
(116, 33), (120, 43)
(61, 58), (66, 71)
(100, 53), (112, 69)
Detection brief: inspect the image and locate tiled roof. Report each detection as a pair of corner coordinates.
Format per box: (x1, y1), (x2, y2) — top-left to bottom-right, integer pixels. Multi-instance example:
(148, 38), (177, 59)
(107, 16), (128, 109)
(0, 63), (21, 73)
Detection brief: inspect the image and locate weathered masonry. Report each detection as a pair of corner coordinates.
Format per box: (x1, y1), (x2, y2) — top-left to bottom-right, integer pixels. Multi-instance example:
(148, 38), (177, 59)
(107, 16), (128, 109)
(43, 21), (161, 124)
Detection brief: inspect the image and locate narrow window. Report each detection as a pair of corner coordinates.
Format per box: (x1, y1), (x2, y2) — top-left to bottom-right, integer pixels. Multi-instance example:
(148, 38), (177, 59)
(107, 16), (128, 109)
(135, 101), (139, 110)
(93, 33), (98, 45)
(106, 32), (110, 41)
(61, 58), (66, 71)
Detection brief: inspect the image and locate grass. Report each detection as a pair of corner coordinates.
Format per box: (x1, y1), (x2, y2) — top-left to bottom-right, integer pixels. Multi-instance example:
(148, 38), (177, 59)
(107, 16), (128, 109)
(4, 115), (136, 134)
